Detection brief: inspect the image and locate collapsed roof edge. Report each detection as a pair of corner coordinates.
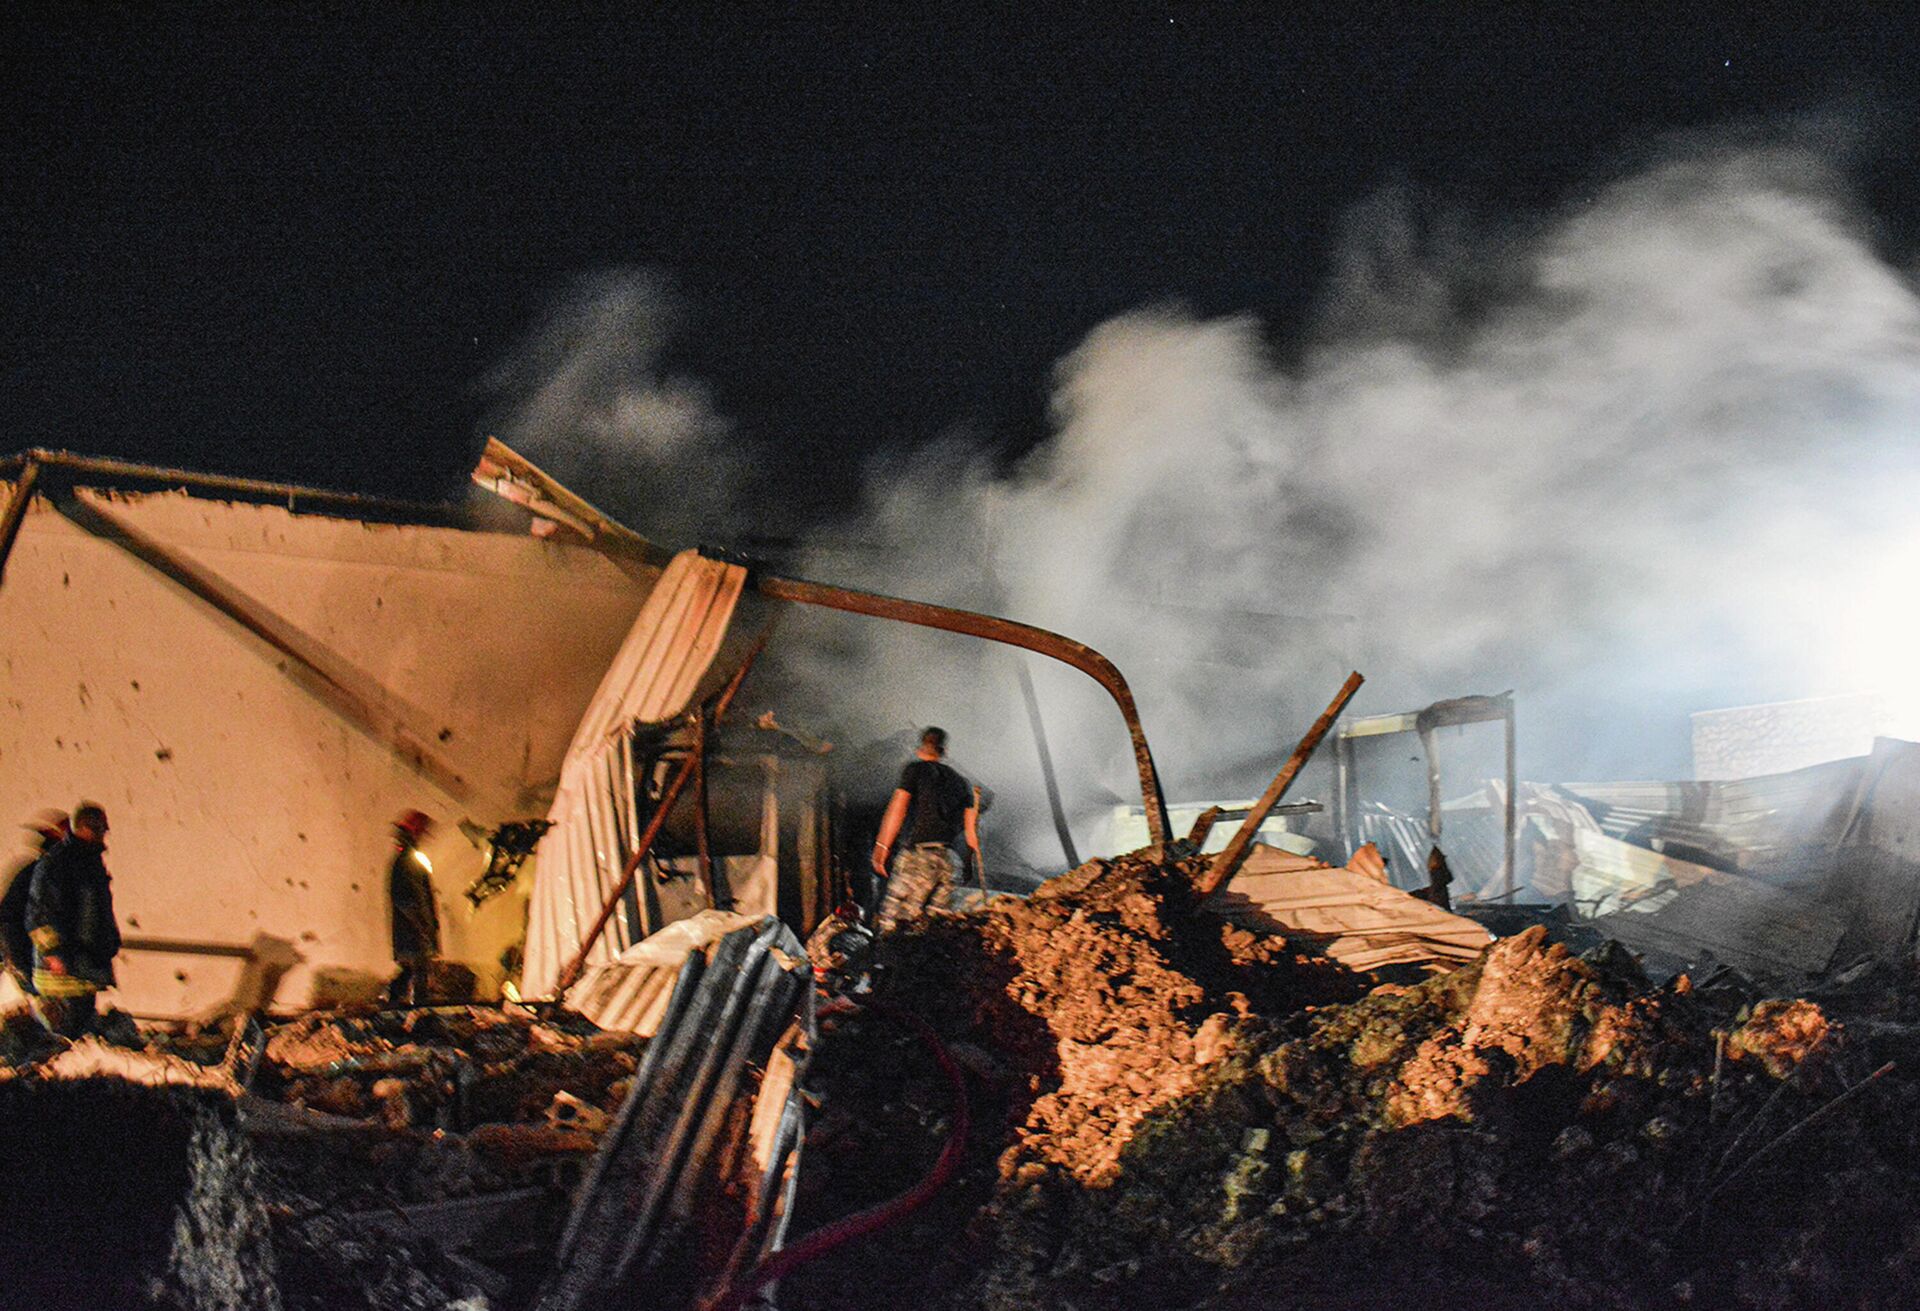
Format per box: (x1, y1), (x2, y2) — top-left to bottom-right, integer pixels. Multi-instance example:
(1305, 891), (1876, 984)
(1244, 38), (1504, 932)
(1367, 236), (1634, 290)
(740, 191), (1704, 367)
(1, 441), (674, 571)
(471, 436), (676, 568)
(1, 446), (472, 528)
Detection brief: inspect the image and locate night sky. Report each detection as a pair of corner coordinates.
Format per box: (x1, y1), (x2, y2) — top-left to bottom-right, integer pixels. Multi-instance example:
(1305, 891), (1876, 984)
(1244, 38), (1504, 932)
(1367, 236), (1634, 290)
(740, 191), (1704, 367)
(7, 7), (1920, 519)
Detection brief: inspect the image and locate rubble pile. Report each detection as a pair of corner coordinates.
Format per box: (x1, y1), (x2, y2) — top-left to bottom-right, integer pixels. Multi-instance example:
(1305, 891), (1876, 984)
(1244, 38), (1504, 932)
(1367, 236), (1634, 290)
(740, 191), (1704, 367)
(256, 1005), (634, 1135)
(786, 851), (1920, 1311)
(0, 1003), (642, 1309)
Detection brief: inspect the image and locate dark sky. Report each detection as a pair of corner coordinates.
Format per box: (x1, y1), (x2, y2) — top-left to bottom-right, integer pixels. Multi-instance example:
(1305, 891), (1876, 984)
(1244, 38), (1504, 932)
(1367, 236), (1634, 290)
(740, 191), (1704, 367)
(6, 5), (1920, 514)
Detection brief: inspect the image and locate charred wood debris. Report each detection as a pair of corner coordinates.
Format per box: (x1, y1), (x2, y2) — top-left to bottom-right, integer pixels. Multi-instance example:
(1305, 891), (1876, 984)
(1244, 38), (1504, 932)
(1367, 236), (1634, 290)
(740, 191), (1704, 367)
(8, 682), (1920, 1310)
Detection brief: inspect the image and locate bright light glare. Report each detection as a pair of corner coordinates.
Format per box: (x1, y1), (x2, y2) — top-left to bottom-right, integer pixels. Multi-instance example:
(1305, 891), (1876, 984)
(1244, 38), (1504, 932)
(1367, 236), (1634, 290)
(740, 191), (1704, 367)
(1827, 526), (1920, 741)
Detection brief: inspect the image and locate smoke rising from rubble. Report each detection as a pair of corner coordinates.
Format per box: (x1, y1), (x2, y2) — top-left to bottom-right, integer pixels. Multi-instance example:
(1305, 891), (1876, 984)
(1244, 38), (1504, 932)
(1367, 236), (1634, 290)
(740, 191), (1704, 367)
(481, 269), (745, 545)
(782, 135), (1920, 865)
(498, 133), (1920, 869)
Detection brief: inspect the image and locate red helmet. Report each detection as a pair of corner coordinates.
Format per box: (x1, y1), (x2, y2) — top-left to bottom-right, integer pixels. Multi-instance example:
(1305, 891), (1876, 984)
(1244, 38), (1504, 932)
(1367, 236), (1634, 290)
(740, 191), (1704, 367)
(394, 809), (434, 839)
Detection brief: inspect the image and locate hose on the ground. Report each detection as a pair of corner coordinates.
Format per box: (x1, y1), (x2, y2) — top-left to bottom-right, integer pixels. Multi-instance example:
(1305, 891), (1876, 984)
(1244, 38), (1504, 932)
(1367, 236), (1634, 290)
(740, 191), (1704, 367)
(704, 996), (972, 1311)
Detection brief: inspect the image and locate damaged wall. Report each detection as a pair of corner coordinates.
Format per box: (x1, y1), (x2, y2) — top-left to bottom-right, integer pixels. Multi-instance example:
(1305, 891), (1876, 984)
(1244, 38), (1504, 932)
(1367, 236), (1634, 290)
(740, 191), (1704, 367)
(1, 478), (654, 1016)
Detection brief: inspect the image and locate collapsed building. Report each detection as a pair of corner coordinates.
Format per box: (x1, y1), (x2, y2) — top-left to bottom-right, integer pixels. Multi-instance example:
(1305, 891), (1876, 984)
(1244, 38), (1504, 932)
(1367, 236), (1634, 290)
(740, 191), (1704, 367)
(8, 446), (1920, 1310)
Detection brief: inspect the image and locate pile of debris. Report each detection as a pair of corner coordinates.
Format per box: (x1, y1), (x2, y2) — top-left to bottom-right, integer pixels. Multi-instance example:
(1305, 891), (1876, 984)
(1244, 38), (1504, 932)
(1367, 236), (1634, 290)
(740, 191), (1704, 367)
(784, 846), (1920, 1311)
(0, 1003), (642, 1309)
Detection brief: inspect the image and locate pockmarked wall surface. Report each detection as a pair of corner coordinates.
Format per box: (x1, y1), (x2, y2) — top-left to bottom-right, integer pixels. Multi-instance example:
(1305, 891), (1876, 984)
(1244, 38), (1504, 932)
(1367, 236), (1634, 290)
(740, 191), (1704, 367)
(1, 482), (653, 1017)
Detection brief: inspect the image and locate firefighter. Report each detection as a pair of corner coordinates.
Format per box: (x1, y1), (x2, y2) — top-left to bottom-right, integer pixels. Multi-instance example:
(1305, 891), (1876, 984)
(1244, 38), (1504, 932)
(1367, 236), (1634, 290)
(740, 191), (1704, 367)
(387, 809), (441, 1006)
(26, 802), (122, 1038)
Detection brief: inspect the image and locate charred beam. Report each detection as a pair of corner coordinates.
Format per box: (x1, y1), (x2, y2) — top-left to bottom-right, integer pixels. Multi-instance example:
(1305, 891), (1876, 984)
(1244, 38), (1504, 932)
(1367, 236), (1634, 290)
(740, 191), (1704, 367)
(1016, 661), (1080, 869)
(1195, 672), (1364, 899)
(0, 456), (40, 589)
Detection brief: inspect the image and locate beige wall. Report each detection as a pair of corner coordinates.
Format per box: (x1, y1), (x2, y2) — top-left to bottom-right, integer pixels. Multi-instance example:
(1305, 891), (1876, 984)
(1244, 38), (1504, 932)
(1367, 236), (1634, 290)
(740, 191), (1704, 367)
(1, 483), (651, 1017)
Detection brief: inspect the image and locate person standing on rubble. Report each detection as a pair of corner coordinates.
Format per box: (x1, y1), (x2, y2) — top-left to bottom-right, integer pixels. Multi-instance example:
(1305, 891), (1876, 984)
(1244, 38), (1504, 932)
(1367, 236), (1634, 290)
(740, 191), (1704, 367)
(25, 802), (121, 1038)
(387, 809), (441, 1006)
(871, 727), (981, 931)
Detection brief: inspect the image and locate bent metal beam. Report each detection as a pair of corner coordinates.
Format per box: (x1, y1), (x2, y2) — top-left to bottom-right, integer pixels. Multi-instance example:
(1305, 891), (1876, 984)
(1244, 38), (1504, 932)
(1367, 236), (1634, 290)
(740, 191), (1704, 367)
(751, 571), (1173, 850)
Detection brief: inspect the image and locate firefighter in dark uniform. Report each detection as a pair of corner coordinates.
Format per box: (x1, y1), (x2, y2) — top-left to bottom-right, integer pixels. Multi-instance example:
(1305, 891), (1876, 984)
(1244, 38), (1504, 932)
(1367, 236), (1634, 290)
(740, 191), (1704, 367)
(387, 810), (440, 1006)
(26, 802), (121, 1038)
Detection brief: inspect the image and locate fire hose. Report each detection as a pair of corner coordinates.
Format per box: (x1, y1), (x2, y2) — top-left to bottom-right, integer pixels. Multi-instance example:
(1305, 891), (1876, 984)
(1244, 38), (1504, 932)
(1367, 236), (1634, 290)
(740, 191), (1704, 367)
(703, 997), (973, 1311)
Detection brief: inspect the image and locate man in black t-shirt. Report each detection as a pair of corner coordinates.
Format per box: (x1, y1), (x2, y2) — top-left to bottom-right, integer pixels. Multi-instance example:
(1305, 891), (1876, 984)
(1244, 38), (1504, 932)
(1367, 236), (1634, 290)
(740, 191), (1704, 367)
(871, 727), (980, 930)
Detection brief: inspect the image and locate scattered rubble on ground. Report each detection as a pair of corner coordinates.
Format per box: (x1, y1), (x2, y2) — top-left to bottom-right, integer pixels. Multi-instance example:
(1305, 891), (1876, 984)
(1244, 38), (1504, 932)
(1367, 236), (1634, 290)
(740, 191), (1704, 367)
(783, 845), (1920, 1311)
(0, 1002), (643, 1309)
(9, 841), (1920, 1310)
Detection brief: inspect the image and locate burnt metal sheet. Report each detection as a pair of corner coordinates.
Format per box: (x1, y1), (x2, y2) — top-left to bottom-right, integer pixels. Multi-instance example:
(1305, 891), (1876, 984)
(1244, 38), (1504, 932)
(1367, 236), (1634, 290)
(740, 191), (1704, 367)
(539, 917), (812, 1311)
(1536, 756), (1865, 875)
(1590, 875), (1847, 981)
(1827, 737), (1920, 962)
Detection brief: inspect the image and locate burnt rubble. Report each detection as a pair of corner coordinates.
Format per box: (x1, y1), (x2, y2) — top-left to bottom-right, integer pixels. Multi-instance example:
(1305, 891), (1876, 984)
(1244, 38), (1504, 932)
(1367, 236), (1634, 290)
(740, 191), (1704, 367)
(7, 845), (1920, 1310)
(1, 1004), (641, 1309)
(782, 847), (1920, 1311)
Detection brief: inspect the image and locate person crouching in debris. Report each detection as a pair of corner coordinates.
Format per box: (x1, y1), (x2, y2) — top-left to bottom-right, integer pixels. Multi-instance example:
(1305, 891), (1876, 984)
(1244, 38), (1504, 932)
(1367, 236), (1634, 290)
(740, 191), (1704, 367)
(2, 811), (68, 998)
(871, 727), (981, 931)
(26, 802), (122, 1038)
(387, 810), (442, 1006)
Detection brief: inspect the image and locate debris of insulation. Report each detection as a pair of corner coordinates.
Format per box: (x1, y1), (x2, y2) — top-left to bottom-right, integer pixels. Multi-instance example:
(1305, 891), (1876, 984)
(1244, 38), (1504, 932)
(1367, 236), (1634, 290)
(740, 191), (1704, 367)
(781, 844), (1920, 1311)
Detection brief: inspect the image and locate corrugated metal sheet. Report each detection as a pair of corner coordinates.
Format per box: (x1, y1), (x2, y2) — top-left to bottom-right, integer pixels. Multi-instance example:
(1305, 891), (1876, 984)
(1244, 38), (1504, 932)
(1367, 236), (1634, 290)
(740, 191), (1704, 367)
(1583, 845), (1849, 982)
(539, 916), (812, 1311)
(1532, 757), (1863, 878)
(1825, 738), (1920, 961)
(1543, 746), (1909, 979)
(1209, 843), (1492, 971)
(1568, 827), (1716, 919)
(1351, 741), (1920, 978)
(524, 550), (752, 1000)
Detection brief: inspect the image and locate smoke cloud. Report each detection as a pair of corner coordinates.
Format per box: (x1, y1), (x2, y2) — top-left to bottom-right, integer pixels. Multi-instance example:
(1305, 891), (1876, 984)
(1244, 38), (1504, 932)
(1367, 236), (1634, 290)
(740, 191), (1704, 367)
(481, 269), (745, 545)
(780, 135), (1920, 865)
(495, 132), (1920, 868)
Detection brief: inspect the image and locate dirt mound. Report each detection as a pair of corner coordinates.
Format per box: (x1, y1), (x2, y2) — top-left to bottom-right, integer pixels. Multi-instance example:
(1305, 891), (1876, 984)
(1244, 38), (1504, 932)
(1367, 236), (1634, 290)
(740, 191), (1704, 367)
(787, 858), (1920, 1311)
(876, 851), (1362, 1189)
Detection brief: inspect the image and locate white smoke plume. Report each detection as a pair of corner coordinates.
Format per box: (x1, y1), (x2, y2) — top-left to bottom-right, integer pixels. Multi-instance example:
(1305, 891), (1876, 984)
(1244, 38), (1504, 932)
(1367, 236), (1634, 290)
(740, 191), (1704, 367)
(481, 269), (745, 544)
(779, 135), (1920, 866)
(490, 133), (1920, 870)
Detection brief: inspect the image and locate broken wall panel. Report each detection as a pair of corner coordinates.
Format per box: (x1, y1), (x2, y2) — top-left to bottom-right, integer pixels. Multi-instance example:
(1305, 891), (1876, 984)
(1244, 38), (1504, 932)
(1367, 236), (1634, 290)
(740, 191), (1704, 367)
(1589, 876), (1848, 981)
(522, 551), (773, 1000)
(0, 480), (653, 1016)
(1533, 758), (1865, 877)
(1207, 843), (1493, 971)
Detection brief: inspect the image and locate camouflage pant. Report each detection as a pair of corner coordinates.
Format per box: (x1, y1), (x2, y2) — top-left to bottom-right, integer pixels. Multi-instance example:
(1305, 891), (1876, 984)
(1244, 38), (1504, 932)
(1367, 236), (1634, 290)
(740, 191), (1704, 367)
(877, 845), (955, 932)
